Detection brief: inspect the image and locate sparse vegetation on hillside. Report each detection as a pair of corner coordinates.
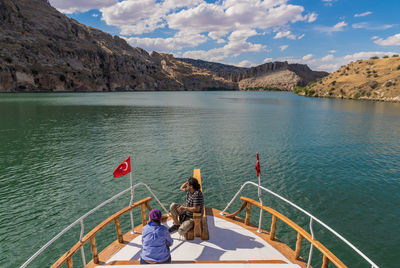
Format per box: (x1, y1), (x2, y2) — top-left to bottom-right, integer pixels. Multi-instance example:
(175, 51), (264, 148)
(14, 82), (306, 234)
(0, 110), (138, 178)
(294, 57), (400, 102)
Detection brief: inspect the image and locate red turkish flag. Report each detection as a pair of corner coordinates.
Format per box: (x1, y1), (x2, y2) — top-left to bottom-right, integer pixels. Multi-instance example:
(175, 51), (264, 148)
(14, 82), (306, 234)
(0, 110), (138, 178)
(113, 156), (131, 178)
(255, 153), (260, 177)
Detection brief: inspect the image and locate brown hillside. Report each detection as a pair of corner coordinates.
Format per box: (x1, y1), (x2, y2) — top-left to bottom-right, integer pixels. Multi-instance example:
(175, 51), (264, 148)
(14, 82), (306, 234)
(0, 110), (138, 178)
(299, 56), (400, 102)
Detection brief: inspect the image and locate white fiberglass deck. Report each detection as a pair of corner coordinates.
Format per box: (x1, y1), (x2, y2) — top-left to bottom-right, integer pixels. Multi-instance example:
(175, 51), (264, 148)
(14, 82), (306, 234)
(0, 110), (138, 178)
(98, 214), (300, 267)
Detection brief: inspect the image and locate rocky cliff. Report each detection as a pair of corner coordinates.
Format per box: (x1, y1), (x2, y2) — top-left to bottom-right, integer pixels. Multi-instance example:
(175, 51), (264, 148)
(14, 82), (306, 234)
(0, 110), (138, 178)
(0, 0), (186, 92)
(297, 56), (400, 102)
(0, 0), (325, 92)
(178, 58), (328, 90)
(152, 53), (238, 90)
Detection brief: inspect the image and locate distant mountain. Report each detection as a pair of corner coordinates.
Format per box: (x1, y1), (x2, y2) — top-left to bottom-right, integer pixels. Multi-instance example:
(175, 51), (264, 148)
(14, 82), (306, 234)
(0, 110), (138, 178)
(178, 58), (328, 90)
(297, 56), (400, 102)
(0, 0), (325, 92)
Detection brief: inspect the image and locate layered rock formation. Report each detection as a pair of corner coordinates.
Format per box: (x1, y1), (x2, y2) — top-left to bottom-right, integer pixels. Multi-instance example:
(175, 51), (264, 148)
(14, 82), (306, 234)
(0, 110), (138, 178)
(0, 0), (187, 92)
(178, 59), (328, 90)
(151, 53), (237, 90)
(0, 0), (325, 92)
(298, 56), (400, 102)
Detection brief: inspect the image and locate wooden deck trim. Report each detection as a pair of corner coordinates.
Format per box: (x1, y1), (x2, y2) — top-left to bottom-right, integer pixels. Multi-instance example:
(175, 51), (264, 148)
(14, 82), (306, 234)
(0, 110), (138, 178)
(106, 260), (288, 265)
(239, 197), (347, 268)
(51, 197), (152, 268)
(73, 206), (344, 268)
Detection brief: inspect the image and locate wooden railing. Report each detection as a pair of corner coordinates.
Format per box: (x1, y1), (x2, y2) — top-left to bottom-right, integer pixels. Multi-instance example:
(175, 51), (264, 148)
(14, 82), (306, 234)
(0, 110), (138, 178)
(51, 197), (153, 268)
(228, 196), (347, 268)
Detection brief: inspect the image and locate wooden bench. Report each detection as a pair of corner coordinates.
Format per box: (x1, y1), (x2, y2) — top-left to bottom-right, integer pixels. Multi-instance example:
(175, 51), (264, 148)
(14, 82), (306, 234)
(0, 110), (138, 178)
(185, 169), (209, 240)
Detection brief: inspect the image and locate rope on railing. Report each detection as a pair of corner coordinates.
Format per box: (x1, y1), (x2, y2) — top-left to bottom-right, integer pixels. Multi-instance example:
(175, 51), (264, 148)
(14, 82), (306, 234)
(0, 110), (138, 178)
(221, 181), (379, 268)
(20, 182), (167, 268)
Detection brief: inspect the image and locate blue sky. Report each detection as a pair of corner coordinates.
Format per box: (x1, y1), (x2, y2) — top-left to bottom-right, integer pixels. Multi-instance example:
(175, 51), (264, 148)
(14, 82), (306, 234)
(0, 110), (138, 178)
(49, 0), (400, 72)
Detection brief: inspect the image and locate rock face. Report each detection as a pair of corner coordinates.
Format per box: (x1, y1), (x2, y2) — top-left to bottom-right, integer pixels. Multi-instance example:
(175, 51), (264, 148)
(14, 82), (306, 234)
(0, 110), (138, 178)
(178, 59), (328, 90)
(151, 53), (238, 90)
(0, 0), (325, 92)
(299, 56), (400, 102)
(0, 0), (183, 92)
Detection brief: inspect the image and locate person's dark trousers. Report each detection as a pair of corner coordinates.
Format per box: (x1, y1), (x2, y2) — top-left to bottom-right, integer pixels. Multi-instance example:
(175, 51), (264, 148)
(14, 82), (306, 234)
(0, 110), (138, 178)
(140, 256), (171, 264)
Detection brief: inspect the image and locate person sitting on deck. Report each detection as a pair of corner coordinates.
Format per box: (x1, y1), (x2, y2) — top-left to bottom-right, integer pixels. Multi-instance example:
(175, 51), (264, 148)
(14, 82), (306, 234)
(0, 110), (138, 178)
(168, 177), (204, 236)
(140, 209), (173, 264)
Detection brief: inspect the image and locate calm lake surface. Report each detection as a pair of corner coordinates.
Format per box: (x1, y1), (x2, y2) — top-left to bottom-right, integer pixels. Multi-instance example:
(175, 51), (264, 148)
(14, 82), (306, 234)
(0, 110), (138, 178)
(0, 91), (399, 267)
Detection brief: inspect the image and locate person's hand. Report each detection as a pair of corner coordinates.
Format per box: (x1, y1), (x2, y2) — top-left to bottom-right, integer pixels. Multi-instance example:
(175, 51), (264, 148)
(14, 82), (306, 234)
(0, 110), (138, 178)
(177, 206), (185, 213)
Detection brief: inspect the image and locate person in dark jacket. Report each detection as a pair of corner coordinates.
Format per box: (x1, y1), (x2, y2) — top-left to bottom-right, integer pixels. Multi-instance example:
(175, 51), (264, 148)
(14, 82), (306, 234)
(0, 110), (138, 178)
(140, 209), (173, 264)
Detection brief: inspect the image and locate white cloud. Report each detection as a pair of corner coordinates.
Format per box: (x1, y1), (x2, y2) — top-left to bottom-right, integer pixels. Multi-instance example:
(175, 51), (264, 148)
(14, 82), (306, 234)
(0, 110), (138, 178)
(354, 11), (372, 17)
(49, 0), (117, 13)
(302, 54), (313, 60)
(273, 31), (304, 40)
(264, 50), (399, 72)
(280, 45), (289, 51)
(92, 13), (99, 17)
(329, 50), (336, 53)
(374, 34), (400, 46)
(321, 54), (334, 61)
(237, 60), (255, 67)
(182, 29), (267, 62)
(274, 31), (296, 40)
(352, 22), (393, 30)
(124, 32), (207, 52)
(307, 12), (318, 23)
(371, 36), (379, 40)
(315, 21), (347, 33)
(322, 0), (337, 7)
(343, 51), (398, 61)
(263, 57), (274, 63)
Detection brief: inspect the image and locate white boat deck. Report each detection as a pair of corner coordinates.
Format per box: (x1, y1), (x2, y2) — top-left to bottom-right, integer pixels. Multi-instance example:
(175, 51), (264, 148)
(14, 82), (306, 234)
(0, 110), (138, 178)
(97, 214), (300, 267)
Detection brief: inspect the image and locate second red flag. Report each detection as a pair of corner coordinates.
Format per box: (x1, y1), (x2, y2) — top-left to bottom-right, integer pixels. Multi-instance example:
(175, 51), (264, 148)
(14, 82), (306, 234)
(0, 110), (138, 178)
(255, 153), (260, 177)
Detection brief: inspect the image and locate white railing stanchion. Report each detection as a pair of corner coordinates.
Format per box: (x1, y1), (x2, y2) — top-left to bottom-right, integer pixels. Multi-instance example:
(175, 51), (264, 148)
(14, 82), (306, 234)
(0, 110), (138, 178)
(79, 219), (87, 267)
(257, 174), (263, 233)
(220, 182), (247, 214)
(306, 217), (314, 268)
(129, 178), (136, 234)
(222, 181), (379, 268)
(21, 182), (168, 268)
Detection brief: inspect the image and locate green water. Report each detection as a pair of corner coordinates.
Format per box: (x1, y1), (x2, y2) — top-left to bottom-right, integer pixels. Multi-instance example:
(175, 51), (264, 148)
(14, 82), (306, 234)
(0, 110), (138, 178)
(0, 92), (399, 267)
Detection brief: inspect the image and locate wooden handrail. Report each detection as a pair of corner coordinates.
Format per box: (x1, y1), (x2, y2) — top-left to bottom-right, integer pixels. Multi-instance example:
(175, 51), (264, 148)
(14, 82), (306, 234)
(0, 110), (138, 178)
(51, 197), (152, 268)
(239, 196), (347, 268)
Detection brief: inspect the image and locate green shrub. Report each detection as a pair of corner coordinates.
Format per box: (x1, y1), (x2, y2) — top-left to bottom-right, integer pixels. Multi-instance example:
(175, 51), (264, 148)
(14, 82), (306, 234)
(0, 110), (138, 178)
(397, 65), (400, 70)
(306, 89), (315, 97)
(370, 56), (379, 60)
(392, 54), (399, 58)
(383, 55), (389, 58)
(353, 92), (361, 99)
(294, 86), (306, 94)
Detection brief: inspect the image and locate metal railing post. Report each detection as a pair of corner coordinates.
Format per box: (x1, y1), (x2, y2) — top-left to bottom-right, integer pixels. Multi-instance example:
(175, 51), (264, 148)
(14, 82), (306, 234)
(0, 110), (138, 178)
(79, 219), (87, 268)
(129, 185), (136, 234)
(306, 217), (314, 268)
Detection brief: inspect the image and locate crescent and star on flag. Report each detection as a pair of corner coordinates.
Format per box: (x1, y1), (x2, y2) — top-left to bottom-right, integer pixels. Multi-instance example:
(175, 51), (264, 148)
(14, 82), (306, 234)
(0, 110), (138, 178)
(113, 156), (132, 178)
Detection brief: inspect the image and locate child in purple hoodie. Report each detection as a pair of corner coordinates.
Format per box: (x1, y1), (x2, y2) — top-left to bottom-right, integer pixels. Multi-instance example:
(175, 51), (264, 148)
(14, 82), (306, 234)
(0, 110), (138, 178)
(140, 209), (173, 264)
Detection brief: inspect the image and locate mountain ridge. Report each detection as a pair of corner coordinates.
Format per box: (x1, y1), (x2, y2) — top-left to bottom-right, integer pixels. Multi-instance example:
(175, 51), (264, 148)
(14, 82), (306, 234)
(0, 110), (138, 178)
(0, 0), (326, 92)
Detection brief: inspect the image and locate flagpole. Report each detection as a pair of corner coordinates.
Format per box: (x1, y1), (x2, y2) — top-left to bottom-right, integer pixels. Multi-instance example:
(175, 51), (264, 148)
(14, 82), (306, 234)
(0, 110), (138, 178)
(256, 153), (263, 233)
(129, 156), (136, 234)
